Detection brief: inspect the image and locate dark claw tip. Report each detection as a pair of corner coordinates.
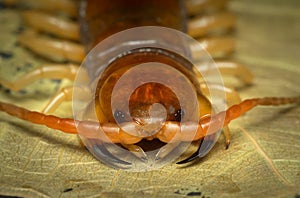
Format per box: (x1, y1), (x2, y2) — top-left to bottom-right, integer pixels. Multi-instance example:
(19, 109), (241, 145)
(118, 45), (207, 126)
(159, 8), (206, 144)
(225, 142), (231, 150)
(176, 139), (205, 165)
(176, 155), (199, 165)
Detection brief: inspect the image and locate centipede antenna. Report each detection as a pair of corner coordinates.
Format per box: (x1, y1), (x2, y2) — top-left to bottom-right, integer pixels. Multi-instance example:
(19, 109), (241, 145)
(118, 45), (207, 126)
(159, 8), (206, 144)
(0, 101), (78, 134)
(222, 96), (300, 127)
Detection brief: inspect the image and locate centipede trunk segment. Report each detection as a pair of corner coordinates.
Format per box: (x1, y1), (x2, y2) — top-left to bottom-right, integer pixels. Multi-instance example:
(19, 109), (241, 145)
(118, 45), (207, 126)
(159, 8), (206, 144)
(0, 0), (299, 170)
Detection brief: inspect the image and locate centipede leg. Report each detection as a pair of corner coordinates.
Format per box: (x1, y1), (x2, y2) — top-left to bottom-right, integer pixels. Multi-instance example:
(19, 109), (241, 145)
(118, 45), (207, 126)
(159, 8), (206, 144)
(0, 64), (79, 92)
(186, 0), (229, 16)
(214, 61), (254, 85)
(192, 36), (235, 57)
(200, 83), (241, 107)
(43, 85), (91, 114)
(188, 11), (236, 38)
(22, 10), (79, 40)
(42, 86), (73, 114)
(2, 0), (78, 17)
(222, 126), (231, 149)
(196, 61), (253, 86)
(19, 30), (84, 63)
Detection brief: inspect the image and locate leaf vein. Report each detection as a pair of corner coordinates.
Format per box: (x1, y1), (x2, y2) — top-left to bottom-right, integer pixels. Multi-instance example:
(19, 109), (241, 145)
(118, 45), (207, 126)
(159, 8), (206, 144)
(239, 127), (295, 187)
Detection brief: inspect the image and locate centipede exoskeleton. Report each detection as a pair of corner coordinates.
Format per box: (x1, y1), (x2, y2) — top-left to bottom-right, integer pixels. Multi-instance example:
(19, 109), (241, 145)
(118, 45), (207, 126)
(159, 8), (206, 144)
(0, 0), (299, 171)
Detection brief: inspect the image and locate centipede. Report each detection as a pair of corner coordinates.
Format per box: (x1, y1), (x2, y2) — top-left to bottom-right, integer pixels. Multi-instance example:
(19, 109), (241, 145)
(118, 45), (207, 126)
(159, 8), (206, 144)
(0, 0), (299, 171)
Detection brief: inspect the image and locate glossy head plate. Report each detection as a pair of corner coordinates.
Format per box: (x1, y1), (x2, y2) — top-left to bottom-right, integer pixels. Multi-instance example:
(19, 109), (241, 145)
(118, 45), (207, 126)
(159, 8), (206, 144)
(73, 27), (226, 171)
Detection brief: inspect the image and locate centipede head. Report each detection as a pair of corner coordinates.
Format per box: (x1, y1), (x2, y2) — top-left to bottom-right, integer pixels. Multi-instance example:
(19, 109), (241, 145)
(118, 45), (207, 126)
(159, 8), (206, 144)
(72, 27), (227, 171)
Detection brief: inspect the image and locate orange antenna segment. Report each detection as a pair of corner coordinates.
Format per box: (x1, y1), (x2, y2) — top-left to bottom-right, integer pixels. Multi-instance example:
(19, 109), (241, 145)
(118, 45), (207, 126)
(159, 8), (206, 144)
(0, 102), (77, 134)
(200, 97), (300, 136)
(1, 96), (299, 142)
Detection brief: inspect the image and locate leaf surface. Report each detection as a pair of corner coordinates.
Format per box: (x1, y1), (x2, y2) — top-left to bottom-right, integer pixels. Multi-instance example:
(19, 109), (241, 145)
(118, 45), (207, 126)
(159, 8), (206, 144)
(0, 1), (299, 197)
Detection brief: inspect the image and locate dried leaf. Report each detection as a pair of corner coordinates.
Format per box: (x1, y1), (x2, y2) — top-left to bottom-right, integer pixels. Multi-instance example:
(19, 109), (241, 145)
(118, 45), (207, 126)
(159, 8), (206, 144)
(0, 1), (300, 197)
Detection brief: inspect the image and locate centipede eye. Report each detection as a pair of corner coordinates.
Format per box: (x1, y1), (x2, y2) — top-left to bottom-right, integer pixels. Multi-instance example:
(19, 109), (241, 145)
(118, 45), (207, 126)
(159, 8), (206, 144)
(114, 110), (126, 123)
(174, 109), (184, 122)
